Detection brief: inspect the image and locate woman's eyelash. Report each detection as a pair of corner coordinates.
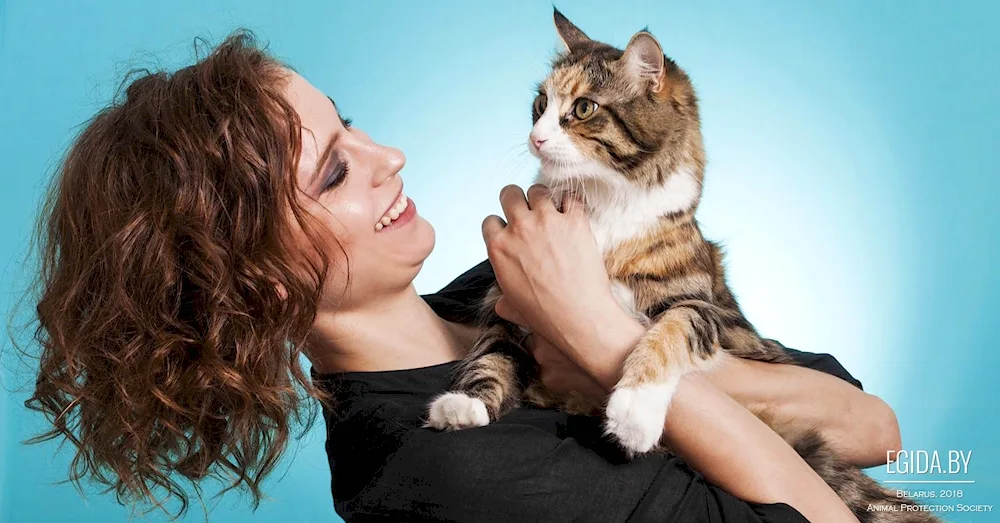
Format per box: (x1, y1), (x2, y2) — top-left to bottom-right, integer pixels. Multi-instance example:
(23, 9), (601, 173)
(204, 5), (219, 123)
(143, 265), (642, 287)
(322, 162), (349, 192)
(341, 116), (352, 128)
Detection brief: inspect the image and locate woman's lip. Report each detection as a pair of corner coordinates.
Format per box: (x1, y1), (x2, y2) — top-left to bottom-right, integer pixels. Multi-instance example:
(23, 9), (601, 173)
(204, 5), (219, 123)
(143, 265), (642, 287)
(377, 197), (416, 233)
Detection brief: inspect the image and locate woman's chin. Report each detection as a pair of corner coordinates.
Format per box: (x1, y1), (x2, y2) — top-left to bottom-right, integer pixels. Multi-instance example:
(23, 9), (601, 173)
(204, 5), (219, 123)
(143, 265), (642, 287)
(386, 216), (435, 275)
(410, 216), (436, 264)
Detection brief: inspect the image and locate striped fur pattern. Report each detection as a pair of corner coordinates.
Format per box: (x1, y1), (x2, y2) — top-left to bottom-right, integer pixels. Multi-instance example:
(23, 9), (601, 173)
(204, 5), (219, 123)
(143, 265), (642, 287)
(427, 9), (938, 521)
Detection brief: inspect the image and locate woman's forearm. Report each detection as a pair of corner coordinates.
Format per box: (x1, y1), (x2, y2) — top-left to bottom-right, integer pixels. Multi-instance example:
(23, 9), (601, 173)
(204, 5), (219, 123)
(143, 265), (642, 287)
(701, 355), (902, 468)
(662, 374), (858, 522)
(562, 310), (858, 522)
(566, 311), (901, 469)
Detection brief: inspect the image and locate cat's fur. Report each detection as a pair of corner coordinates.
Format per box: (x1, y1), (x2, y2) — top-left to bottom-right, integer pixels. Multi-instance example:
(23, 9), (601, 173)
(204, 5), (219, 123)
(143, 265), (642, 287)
(427, 9), (939, 522)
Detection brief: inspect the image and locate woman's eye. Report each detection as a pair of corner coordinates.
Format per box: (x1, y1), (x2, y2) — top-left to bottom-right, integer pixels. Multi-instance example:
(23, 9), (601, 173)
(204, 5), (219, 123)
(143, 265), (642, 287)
(533, 93), (548, 116)
(572, 98), (598, 120)
(322, 162), (349, 193)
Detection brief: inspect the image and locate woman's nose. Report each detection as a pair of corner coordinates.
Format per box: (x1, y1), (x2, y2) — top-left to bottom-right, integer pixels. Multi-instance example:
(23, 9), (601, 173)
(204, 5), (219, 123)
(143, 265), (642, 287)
(373, 144), (405, 185)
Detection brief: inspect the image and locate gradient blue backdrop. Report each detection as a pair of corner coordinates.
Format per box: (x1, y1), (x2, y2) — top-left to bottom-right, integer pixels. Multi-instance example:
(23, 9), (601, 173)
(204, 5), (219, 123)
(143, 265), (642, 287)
(2, 1), (997, 522)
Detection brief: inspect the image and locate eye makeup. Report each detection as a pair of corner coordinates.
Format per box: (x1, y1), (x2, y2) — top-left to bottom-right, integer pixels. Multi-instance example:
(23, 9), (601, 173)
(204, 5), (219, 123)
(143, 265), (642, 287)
(321, 161), (349, 193)
(318, 95), (353, 194)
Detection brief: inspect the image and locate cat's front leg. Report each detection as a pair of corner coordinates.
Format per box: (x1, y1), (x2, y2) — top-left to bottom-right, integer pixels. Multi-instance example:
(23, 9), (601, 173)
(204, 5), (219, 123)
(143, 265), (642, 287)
(426, 323), (527, 431)
(605, 304), (720, 456)
(426, 391), (491, 430)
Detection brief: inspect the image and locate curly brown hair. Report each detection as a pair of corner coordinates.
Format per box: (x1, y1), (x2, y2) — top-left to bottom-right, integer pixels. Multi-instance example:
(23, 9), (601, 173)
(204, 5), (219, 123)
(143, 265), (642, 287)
(21, 29), (337, 517)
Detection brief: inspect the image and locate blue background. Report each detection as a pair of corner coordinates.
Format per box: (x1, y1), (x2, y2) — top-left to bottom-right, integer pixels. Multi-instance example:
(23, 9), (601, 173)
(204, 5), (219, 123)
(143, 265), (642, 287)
(1, 1), (997, 521)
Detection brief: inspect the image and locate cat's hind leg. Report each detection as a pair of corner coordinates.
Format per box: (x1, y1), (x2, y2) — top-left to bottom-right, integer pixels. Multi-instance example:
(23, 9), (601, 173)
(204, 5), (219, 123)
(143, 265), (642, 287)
(605, 300), (722, 455)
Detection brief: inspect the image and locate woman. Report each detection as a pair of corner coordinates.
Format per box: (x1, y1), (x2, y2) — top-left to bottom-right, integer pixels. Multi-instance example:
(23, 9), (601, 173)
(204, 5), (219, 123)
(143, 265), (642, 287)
(26, 31), (899, 522)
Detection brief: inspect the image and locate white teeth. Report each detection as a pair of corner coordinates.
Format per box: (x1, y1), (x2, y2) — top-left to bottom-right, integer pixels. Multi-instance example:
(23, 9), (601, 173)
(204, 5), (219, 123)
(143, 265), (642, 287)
(375, 192), (409, 231)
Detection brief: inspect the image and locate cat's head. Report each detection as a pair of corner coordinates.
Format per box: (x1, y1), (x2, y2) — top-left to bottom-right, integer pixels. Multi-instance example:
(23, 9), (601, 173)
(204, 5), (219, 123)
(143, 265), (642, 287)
(531, 9), (704, 197)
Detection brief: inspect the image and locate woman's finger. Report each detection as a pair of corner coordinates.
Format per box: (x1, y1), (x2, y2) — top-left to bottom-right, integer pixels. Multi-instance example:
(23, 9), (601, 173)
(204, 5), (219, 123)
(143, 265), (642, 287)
(524, 334), (537, 354)
(526, 184), (555, 212)
(481, 214), (507, 244)
(494, 295), (528, 327)
(525, 334), (547, 362)
(498, 184), (529, 220)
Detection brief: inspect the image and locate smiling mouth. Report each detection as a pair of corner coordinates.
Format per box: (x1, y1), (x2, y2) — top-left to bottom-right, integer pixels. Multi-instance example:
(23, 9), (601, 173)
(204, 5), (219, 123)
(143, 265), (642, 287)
(375, 191), (408, 231)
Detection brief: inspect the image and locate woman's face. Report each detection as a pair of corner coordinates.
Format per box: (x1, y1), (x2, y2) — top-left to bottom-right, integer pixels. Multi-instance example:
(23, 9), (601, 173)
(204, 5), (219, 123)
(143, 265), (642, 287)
(283, 70), (435, 311)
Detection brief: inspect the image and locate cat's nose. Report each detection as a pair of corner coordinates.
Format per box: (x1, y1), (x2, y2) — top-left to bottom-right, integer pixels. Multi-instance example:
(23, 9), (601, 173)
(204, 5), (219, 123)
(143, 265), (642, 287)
(532, 137), (547, 150)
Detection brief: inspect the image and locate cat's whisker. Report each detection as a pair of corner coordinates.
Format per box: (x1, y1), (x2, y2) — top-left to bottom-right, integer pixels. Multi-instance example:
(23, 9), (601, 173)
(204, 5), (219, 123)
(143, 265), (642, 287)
(496, 147), (535, 182)
(496, 141), (534, 169)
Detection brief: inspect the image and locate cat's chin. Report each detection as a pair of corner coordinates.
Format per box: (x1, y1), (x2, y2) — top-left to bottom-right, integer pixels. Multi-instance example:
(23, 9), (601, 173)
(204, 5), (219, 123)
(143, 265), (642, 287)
(534, 173), (575, 196)
(536, 163), (587, 186)
(537, 156), (622, 186)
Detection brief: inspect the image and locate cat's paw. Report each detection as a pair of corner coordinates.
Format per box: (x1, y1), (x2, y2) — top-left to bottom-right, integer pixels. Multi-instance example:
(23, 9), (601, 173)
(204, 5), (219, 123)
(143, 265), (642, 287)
(426, 392), (490, 431)
(604, 380), (679, 456)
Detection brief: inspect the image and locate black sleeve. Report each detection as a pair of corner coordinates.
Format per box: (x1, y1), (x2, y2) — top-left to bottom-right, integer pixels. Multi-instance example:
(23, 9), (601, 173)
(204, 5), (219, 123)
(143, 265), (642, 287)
(422, 260), (496, 324)
(348, 411), (808, 523)
(773, 341), (864, 390)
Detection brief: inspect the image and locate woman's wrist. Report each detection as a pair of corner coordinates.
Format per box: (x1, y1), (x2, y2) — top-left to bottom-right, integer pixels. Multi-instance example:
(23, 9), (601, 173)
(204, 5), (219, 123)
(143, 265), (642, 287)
(553, 300), (645, 391)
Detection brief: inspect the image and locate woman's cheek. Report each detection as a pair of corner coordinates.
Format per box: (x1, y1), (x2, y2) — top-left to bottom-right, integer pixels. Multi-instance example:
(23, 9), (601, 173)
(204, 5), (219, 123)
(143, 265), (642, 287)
(330, 196), (374, 237)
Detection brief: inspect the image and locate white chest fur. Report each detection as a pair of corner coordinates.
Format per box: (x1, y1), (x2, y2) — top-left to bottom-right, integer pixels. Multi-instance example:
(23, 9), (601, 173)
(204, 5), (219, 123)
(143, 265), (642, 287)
(537, 165), (701, 326)
(584, 167), (701, 254)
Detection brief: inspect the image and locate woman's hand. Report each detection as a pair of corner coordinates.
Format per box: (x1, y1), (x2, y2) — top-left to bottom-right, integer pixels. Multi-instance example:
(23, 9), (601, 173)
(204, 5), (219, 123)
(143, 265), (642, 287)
(483, 184), (629, 362)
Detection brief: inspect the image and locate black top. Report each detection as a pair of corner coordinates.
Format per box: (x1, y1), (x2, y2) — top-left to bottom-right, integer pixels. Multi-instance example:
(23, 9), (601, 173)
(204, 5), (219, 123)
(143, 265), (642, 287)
(314, 261), (863, 523)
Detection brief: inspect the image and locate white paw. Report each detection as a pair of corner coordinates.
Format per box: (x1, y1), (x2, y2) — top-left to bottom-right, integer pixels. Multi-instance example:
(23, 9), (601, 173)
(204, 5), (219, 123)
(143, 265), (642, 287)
(426, 392), (490, 431)
(605, 380), (680, 456)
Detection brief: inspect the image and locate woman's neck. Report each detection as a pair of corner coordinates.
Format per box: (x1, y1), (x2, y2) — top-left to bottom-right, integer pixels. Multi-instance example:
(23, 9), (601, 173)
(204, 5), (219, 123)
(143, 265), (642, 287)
(307, 286), (474, 374)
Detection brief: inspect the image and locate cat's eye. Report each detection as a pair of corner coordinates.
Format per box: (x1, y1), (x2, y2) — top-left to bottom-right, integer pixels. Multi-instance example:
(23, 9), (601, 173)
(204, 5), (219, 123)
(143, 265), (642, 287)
(533, 93), (548, 115)
(572, 98), (598, 120)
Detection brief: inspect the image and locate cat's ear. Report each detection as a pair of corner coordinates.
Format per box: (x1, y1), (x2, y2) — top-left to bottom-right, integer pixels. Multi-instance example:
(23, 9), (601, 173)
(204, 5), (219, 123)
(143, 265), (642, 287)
(621, 32), (667, 94)
(553, 8), (591, 50)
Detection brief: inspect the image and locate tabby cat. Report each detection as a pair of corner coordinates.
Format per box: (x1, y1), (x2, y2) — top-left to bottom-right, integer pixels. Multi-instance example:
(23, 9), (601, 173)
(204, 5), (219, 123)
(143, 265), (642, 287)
(427, 9), (939, 522)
